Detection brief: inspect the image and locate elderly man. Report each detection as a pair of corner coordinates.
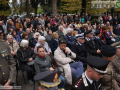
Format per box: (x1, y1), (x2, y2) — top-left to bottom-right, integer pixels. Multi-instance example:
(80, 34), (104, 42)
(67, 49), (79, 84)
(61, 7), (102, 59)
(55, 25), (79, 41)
(72, 56), (110, 90)
(71, 34), (88, 66)
(54, 39), (83, 85)
(34, 36), (52, 55)
(0, 38), (16, 88)
(6, 35), (19, 58)
(84, 30), (101, 56)
(64, 28), (75, 49)
(56, 25), (64, 40)
(74, 25), (81, 34)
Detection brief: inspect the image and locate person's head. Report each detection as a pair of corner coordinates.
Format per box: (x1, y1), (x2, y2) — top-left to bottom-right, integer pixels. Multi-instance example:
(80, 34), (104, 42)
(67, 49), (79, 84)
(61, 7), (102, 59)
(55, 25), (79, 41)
(0, 32), (3, 40)
(58, 25), (63, 32)
(67, 28), (73, 36)
(101, 45), (116, 62)
(26, 28), (30, 34)
(47, 23), (50, 27)
(76, 36), (85, 44)
(7, 35), (13, 43)
(11, 30), (17, 36)
(20, 40), (29, 48)
(52, 32), (59, 39)
(38, 36), (46, 44)
(95, 30), (101, 37)
(59, 39), (67, 51)
(22, 32), (28, 39)
(9, 28), (13, 33)
(108, 26), (112, 32)
(37, 28), (42, 32)
(86, 33), (93, 39)
(75, 25), (79, 30)
(34, 32), (40, 39)
(47, 30), (52, 35)
(37, 45), (45, 57)
(17, 18), (20, 23)
(102, 26), (108, 33)
(86, 65), (103, 81)
(19, 28), (23, 32)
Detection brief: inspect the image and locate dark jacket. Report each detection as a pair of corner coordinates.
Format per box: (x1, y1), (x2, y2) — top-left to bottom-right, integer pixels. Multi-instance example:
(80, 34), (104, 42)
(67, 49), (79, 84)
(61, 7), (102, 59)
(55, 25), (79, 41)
(64, 34), (75, 49)
(50, 39), (58, 54)
(0, 40), (16, 85)
(45, 34), (52, 45)
(16, 47), (36, 70)
(71, 42), (88, 65)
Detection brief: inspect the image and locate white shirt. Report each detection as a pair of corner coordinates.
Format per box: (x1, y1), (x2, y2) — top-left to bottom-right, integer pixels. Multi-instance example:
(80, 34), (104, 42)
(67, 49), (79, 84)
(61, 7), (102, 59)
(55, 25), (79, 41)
(85, 71), (93, 84)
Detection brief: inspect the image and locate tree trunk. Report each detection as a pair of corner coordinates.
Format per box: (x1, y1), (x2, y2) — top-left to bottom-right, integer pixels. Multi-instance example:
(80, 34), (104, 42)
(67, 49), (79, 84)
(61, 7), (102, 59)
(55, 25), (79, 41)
(52, 0), (57, 16)
(81, 0), (86, 15)
(26, 0), (30, 18)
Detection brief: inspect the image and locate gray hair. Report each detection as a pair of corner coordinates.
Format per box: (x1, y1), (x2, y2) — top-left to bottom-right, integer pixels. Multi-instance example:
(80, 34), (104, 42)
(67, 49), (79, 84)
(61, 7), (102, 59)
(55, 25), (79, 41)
(0, 21), (2, 23)
(34, 32), (40, 38)
(38, 36), (46, 42)
(58, 25), (63, 30)
(20, 39), (29, 47)
(7, 35), (13, 39)
(26, 28), (30, 31)
(67, 28), (73, 34)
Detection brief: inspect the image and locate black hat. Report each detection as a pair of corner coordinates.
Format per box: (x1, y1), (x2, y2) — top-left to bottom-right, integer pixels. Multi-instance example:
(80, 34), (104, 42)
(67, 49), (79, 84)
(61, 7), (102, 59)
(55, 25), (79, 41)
(95, 30), (101, 35)
(75, 34), (84, 39)
(87, 56), (110, 74)
(101, 45), (116, 57)
(34, 70), (62, 88)
(84, 30), (92, 35)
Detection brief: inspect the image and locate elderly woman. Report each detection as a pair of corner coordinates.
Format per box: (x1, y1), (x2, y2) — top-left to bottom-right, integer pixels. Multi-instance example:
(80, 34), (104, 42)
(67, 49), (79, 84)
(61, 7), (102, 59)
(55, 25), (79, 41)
(45, 30), (52, 45)
(50, 32), (59, 54)
(34, 45), (65, 89)
(17, 40), (36, 85)
(6, 35), (19, 58)
(33, 32), (40, 42)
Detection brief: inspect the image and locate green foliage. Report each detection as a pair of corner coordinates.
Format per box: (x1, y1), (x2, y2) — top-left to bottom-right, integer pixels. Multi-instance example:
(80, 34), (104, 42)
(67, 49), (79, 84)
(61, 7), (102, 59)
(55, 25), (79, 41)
(37, 6), (43, 14)
(42, 6), (52, 15)
(90, 19), (99, 25)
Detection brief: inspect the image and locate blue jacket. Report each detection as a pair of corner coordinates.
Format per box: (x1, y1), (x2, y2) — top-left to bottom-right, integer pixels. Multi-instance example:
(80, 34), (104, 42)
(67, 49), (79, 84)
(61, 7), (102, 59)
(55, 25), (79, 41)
(50, 39), (58, 54)
(17, 31), (24, 39)
(13, 35), (21, 42)
(64, 34), (75, 49)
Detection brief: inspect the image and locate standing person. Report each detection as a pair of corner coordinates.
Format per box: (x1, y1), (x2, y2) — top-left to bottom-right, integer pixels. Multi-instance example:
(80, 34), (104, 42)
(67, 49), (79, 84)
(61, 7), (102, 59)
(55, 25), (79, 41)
(0, 39), (16, 88)
(72, 56), (110, 90)
(101, 45), (119, 90)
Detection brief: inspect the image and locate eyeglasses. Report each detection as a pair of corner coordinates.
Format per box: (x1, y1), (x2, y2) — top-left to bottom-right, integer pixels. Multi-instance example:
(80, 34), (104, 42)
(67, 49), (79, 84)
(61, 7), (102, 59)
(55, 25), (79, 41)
(38, 51), (44, 53)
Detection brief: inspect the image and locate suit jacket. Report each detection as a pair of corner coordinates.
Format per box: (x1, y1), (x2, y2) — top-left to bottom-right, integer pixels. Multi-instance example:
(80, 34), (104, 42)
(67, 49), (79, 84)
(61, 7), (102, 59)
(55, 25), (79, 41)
(71, 72), (102, 90)
(50, 39), (58, 54)
(71, 42), (88, 64)
(54, 47), (76, 85)
(64, 34), (75, 49)
(94, 37), (105, 50)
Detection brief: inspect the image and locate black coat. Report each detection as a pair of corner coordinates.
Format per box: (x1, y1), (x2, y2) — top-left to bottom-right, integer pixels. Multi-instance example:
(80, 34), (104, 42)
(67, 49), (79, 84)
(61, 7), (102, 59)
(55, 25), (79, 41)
(50, 39), (58, 54)
(71, 42), (88, 65)
(16, 47), (36, 70)
(94, 37), (106, 50)
(84, 40), (98, 56)
(71, 73), (102, 90)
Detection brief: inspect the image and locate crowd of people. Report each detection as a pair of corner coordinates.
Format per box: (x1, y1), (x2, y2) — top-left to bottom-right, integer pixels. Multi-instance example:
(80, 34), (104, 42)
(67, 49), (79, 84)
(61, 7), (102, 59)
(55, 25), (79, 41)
(0, 13), (120, 90)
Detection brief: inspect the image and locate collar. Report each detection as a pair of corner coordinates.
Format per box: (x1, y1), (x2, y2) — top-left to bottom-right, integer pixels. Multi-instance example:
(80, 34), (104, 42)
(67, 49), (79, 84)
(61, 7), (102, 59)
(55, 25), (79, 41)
(85, 71), (93, 84)
(95, 36), (100, 39)
(77, 41), (82, 46)
(86, 37), (91, 41)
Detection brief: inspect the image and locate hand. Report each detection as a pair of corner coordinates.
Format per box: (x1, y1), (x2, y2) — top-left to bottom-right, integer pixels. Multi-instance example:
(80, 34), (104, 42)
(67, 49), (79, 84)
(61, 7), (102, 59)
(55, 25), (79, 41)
(28, 58), (33, 62)
(49, 67), (54, 72)
(46, 52), (50, 55)
(97, 49), (101, 54)
(65, 48), (70, 54)
(12, 52), (16, 56)
(4, 79), (13, 90)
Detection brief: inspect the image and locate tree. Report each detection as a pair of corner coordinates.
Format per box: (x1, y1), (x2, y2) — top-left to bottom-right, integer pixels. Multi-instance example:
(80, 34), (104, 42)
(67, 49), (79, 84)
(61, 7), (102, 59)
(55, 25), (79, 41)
(26, 0), (30, 18)
(52, 0), (57, 16)
(58, 0), (82, 13)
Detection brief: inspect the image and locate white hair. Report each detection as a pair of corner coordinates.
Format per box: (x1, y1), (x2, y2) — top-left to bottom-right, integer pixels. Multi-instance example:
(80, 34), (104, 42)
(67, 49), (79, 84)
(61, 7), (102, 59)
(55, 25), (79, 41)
(26, 28), (30, 31)
(34, 32), (40, 38)
(58, 25), (63, 30)
(0, 21), (2, 23)
(7, 35), (13, 39)
(67, 28), (73, 34)
(20, 40), (29, 47)
(38, 36), (46, 42)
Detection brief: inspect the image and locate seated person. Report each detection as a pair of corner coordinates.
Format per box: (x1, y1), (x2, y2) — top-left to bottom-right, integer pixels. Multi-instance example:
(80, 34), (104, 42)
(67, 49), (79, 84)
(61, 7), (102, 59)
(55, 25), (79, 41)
(94, 30), (106, 50)
(45, 30), (52, 46)
(71, 34), (88, 66)
(6, 35), (19, 58)
(54, 39), (83, 85)
(16, 40), (36, 85)
(33, 32), (40, 42)
(12, 30), (21, 44)
(50, 32), (59, 55)
(64, 28), (75, 49)
(34, 70), (64, 90)
(34, 45), (65, 89)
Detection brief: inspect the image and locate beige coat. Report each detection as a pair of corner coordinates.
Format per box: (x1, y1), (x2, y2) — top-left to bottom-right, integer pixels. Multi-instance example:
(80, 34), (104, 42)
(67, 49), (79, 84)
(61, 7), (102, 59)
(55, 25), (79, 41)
(54, 47), (76, 85)
(6, 40), (19, 54)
